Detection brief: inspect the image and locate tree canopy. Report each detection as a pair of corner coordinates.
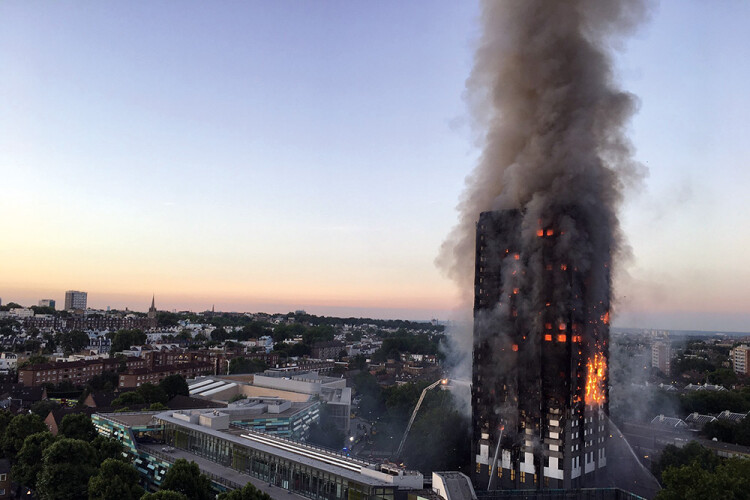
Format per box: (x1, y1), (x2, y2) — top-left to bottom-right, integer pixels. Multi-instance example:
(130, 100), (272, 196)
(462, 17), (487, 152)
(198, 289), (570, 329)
(58, 330), (90, 353)
(656, 457), (750, 500)
(59, 413), (98, 441)
(652, 442), (720, 482)
(141, 492), (188, 500)
(160, 459), (213, 500)
(108, 329), (147, 353)
(2, 413), (48, 459)
(88, 458), (145, 500)
(159, 375), (189, 400)
(218, 482), (272, 500)
(11, 431), (55, 490)
(37, 438), (100, 500)
(228, 357), (268, 375)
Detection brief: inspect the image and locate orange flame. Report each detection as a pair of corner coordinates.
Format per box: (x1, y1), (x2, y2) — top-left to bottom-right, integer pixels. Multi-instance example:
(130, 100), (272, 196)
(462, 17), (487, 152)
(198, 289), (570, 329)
(585, 353), (607, 406)
(601, 311), (610, 325)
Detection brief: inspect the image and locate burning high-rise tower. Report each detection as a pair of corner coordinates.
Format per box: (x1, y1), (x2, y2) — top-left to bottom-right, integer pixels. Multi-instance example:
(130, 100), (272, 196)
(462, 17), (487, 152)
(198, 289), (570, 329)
(436, 0), (645, 489)
(471, 209), (610, 490)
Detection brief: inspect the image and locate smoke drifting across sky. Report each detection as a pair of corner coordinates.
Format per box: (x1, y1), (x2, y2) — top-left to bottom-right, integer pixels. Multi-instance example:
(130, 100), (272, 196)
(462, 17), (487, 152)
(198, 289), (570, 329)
(439, 0), (648, 301)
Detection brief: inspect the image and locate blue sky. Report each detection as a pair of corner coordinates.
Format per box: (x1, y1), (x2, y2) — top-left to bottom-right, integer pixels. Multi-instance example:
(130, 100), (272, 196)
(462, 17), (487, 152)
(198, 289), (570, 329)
(1, 2), (749, 331)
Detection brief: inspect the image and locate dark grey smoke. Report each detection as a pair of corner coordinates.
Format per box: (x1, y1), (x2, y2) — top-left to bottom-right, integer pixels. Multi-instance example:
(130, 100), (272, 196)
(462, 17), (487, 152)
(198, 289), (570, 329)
(439, 0), (648, 336)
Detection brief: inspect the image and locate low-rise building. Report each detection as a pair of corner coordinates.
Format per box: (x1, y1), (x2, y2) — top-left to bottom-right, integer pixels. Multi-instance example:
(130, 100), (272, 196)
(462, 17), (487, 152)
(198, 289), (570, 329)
(312, 340), (346, 360)
(18, 356), (146, 387)
(0, 353), (17, 374)
(93, 409), (423, 498)
(224, 398), (320, 439)
(119, 362), (214, 389)
(0, 459), (10, 499)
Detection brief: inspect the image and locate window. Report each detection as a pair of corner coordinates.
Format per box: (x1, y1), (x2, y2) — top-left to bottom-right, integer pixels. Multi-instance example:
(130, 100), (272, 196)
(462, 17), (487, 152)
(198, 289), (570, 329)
(0, 473), (7, 480)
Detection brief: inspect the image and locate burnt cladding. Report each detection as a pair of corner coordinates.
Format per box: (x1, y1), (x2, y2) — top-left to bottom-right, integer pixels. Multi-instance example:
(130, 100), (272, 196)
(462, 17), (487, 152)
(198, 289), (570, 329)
(472, 210), (610, 490)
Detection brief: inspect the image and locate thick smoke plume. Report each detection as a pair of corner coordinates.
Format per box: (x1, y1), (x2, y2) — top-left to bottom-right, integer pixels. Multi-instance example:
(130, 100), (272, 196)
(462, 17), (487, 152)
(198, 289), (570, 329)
(439, 0), (647, 373)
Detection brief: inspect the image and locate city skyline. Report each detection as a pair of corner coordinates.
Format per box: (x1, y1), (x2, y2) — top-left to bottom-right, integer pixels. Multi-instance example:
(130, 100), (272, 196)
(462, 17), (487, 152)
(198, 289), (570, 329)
(2, 2), (750, 330)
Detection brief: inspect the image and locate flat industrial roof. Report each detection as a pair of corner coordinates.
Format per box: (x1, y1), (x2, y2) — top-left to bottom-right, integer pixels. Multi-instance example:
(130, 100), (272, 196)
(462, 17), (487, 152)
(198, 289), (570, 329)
(98, 411), (162, 427)
(143, 410), (404, 487)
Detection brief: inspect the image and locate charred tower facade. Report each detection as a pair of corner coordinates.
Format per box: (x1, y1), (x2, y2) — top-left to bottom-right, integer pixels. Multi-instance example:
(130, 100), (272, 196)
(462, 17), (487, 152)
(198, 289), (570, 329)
(472, 210), (610, 490)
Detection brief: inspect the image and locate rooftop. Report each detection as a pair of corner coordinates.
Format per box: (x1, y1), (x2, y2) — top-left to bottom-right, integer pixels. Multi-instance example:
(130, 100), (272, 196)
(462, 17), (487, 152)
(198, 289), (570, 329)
(141, 409), (422, 487)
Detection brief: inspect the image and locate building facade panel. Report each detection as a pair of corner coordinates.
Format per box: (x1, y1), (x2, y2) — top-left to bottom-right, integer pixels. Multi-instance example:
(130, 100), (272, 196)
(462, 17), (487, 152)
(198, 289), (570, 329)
(472, 210), (609, 490)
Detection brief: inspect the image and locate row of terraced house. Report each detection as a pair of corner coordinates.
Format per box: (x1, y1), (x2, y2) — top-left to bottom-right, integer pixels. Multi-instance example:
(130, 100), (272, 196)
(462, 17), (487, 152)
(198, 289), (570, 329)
(17, 356), (214, 388)
(17, 348), (281, 389)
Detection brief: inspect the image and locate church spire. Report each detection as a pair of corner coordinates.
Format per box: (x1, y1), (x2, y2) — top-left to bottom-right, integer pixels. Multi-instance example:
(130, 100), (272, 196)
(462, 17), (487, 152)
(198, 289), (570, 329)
(148, 294), (157, 319)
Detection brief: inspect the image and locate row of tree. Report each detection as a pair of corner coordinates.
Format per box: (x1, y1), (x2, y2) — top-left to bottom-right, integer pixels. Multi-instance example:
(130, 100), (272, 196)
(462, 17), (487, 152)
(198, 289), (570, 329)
(371, 330), (444, 363)
(653, 442), (750, 499)
(1, 409), (272, 500)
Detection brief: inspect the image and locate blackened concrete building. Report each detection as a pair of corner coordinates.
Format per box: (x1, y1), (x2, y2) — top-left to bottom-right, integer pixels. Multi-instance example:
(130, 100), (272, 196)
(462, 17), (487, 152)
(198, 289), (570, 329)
(472, 211), (609, 490)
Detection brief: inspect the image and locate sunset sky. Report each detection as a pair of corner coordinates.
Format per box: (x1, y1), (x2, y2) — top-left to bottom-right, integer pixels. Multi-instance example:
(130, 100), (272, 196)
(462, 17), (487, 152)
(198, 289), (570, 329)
(1, 2), (749, 331)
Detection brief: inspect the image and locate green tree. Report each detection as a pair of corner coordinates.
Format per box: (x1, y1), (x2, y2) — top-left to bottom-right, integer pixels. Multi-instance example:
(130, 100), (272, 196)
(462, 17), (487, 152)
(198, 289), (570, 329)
(24, 338), (42, 352)
(302, 325), (335, 345)
(88, 458), (144, 500)
(37, 438), (99, 500)
(656, 457), (750, 500)
(160, 459), (212, 500)
(272, 323), (305, 343)
(652, 441), (720, 482)
(140, 491), (188, 500)
(159, 375), (189, 400)
(353, 372), (384, 418)
(137, 383), (169, 404)
(17, 354), (50, 369)
(351, 354), (367, 371)
(2, 413), (48, 459)
(706, 367), (738, 388)
(156, 311), (180, 328)
(30, 399), (61, 418)
(87, 370), (119, 391)
(113, 391), (145, 407)
(384, 381), (428, 423)
(210, 327), (229, 342)
(11, 431), (55, 490)
(0, 411), (12, 440)
(58, 330), (90, 353)
(149, 402), (169, 411)
(228, 357), (268, 375)
(59, 413), (97, 441)
(218, 482), (272, 500)
(92, 435), (125, 463)
(108, 329), (146, 354)
(401, 391), (471, 473)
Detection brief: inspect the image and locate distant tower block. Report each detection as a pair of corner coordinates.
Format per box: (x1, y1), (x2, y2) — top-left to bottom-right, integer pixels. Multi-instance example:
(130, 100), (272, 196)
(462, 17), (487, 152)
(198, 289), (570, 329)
(38, 299), (56, 309)
(64, 290), (87, 311)
(472, 210), (610, 490)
